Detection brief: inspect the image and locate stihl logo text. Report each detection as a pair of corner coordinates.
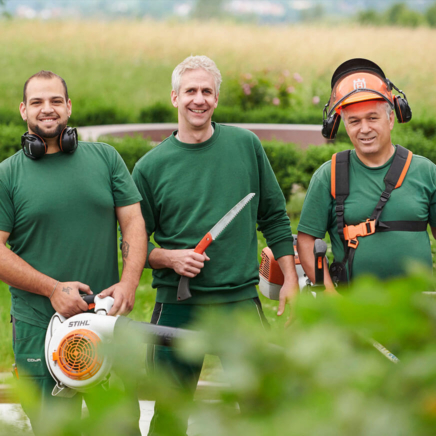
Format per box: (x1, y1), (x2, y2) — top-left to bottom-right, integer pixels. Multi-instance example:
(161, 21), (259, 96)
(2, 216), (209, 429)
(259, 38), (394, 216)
(68, 320), (90, 327)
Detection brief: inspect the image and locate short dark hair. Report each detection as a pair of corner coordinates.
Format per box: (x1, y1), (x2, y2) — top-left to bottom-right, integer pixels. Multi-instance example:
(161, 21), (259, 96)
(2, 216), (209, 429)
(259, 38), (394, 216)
(23, 70), (69, 103)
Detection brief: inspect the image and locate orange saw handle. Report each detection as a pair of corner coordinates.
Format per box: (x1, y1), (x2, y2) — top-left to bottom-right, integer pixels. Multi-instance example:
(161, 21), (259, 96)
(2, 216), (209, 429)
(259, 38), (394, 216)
(177, 232), (214, 302)
(194, 232), (213, 254)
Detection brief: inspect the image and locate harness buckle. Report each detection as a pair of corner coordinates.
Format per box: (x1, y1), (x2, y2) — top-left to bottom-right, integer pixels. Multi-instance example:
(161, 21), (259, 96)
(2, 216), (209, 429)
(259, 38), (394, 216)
(348, 239), (359, 249)
(343, 219), (376, 247)
(381, 191), (391, 202)
(335, 205), (345, 216)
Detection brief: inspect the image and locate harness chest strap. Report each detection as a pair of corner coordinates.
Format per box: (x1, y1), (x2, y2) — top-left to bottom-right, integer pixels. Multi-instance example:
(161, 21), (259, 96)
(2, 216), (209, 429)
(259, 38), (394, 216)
(330, 145), (427, 281)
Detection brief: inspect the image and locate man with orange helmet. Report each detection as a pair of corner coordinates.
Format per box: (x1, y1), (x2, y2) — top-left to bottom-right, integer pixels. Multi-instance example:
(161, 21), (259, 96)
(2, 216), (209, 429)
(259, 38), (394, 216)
(296, 58), (436, 287)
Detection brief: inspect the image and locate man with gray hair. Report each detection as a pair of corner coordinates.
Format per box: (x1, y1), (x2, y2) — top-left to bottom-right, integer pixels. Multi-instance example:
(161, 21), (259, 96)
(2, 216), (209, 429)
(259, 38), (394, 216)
(132, 55), (298, 435)
(297, 58), (436, 288)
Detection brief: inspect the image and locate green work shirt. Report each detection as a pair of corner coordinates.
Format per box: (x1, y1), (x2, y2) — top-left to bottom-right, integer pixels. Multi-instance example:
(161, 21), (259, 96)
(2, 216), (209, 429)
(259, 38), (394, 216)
(133, 122), (294, 304)
(297, 146), (436, 280)
(0, 142), (142, 329)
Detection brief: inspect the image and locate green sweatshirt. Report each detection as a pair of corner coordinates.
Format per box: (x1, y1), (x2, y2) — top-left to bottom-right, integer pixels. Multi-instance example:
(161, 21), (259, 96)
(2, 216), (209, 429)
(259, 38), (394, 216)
(132, 122), (294, 304)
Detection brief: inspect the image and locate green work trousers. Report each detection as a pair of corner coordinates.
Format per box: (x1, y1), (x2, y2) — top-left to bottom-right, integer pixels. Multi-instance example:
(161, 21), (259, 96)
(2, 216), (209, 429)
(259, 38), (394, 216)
(146, 298), (269, 436)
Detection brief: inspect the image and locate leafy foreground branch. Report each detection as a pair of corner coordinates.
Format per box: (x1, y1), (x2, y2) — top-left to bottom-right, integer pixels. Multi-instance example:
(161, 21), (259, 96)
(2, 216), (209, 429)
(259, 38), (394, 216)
(6, 268), (436, 436)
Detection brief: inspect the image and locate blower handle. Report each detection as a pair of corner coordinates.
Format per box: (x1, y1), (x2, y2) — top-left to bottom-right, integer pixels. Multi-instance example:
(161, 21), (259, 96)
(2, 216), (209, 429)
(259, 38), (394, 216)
(313, 239), (328, 287)
(81, 294), (96, 305)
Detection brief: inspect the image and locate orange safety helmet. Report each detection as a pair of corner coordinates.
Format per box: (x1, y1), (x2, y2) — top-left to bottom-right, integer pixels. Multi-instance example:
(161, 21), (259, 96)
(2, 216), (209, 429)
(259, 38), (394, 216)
(322, 58), (411, 139)
(329, 58), (393, 114)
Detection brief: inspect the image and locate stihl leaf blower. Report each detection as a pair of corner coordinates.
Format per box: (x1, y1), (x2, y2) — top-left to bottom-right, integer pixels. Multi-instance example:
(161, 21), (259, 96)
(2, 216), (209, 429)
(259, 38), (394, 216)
(45, 295), (195, 397)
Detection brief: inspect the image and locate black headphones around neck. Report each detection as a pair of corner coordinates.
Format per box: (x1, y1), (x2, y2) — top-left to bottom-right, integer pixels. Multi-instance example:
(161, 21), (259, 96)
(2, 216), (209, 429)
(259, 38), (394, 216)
(21, 127), (78, 160)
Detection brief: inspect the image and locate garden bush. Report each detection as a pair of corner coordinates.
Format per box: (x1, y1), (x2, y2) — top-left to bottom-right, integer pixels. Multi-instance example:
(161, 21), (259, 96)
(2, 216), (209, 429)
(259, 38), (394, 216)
(0, 123), (24, 161)
(138, 102), (176, 123)
(69, 102), (134, 127)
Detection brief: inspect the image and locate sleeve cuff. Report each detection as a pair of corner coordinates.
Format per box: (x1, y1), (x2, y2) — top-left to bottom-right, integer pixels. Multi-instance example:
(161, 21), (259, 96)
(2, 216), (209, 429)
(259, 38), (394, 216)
(269, 238), (294, 260)
(145, 241), (157, 269)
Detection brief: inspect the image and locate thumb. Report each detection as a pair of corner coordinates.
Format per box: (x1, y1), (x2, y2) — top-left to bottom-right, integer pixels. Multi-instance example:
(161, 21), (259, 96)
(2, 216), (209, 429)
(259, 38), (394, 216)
(204, 252), (210, 261)
(77, 282), (93, 295)
(98, 286), (113, 299)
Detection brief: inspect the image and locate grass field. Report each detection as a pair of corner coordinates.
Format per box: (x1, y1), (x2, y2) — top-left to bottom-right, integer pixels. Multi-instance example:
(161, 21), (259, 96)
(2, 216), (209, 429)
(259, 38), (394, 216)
(0, 20), (436, 117)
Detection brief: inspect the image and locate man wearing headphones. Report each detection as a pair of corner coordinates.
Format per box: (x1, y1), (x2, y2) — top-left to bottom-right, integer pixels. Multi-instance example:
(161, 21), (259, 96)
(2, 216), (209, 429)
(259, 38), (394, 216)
(0, 71), (147, 434)
(297, 58), (436, 287)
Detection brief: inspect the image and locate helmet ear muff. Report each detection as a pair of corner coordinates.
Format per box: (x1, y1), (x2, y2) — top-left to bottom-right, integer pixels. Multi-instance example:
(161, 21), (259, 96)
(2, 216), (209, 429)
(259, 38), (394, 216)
(21, 132), (47, 160)
(322, 113), (341, 140)
(393, 95), (412, 123)
(59, 127), (78, 153)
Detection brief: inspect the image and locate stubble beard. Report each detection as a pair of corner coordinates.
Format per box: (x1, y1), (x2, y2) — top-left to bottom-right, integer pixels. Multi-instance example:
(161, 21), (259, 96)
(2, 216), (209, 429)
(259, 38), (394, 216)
(29, 121), (67, 140)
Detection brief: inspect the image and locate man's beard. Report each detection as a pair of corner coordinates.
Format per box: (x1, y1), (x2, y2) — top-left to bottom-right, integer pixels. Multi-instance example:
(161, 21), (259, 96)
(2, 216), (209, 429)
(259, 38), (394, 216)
(29, 121), (67, 140)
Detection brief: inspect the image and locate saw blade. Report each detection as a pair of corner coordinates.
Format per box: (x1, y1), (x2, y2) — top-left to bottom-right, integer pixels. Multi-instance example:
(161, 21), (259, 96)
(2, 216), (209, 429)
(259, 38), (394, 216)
(209, 193), (255, 240)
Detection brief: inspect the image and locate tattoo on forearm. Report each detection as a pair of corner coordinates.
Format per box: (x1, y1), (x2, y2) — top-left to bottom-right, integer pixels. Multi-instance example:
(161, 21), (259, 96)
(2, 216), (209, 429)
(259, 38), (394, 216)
(62, 286), (72, 295)
(122, 241), (130, 269)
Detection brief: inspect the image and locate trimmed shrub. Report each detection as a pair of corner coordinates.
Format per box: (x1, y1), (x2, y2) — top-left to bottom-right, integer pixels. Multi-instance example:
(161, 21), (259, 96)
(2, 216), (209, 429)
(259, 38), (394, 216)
(0, 123), (24, 161)
(214, 105), (321, 124)
(70, 103), (133, 127)
(0, 108), (23, 126)
(262, 141), (303, 200)
(138, 102), (176, 123)
(99, 134), (154, 173)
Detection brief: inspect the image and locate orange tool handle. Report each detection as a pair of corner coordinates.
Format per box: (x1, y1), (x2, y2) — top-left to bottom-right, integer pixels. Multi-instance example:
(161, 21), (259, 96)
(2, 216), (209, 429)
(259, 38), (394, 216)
(194, 232), (213, 254)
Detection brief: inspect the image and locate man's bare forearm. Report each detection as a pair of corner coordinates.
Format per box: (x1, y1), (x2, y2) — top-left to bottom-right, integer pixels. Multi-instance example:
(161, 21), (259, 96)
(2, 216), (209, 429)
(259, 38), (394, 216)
(148, 248), (173, 270)
(277, 254), (298, 284)
(0, 241), (56, 297)
(119, 209), (147, 287)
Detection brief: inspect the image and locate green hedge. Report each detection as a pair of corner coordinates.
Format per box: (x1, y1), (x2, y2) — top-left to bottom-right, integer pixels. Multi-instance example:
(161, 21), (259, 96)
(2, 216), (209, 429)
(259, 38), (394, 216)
(0, 123), (24, 162)
(1, 124), (435, 203)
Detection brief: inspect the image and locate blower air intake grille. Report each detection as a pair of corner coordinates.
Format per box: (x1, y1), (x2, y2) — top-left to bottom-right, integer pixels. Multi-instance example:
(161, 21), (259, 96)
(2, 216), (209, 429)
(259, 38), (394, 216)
(53, 329), (103, 381)
(260, 251), (271, 279)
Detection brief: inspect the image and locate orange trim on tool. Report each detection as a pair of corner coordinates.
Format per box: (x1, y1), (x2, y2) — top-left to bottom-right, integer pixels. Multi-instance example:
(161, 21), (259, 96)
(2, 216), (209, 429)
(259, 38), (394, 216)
(259, 247), (284, 286)
(194, 232), (213, 254)
(317, 257), (322, 269)
(88, 303), (96, 310)
(395, 151), (412, 189)
(331, 153), (337, 199)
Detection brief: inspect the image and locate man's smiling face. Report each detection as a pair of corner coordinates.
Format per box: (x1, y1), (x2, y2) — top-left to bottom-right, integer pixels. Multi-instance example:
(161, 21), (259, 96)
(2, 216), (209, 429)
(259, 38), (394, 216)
(20, 77), (71, 140)
(171, 68), (218, 133)
(342, 100), (394, 160)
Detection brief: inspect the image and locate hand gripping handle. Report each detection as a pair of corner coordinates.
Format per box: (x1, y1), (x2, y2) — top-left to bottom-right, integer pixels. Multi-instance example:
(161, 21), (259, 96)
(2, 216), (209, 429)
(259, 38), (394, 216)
(177, 233), (214, 301)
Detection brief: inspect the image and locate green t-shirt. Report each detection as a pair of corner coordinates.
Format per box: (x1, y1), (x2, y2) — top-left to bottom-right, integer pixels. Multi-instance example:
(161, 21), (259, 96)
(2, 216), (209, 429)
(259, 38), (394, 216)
(0, 141), (142, 328)
(297, 146), (436, 280)
(132, 122), (294, 304)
